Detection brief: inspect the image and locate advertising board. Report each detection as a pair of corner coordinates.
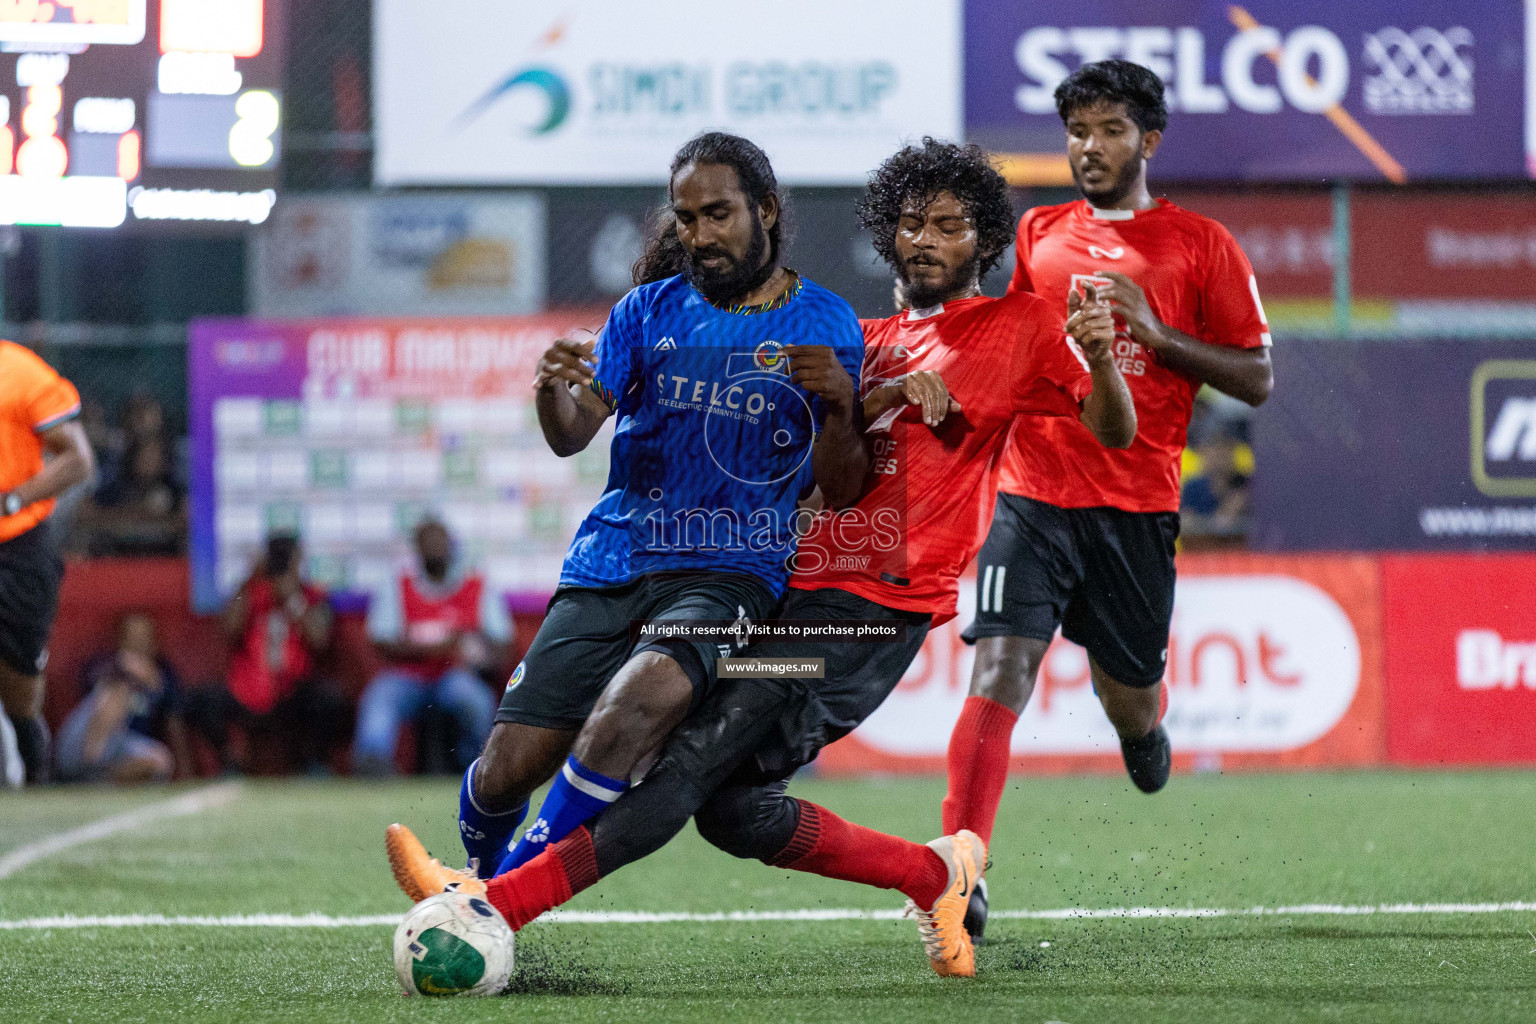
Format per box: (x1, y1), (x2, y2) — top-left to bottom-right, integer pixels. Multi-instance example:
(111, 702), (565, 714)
(188, 313), (611, 613)
(374, 0), (961, 185)
(1252, 341), (1536, 550)
(249, 192), (547, 317)
(817, 554), (1384, 774)
(964, 0), (1532, 183)
(1383, 554), (1536, 764)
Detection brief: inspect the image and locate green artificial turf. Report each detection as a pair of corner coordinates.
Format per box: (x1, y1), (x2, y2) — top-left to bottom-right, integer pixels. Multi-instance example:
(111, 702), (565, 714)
(2, 772), (1534, 1023)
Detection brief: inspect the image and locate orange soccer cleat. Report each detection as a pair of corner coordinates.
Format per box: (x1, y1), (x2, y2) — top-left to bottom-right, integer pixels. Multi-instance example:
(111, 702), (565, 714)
(906, 829), (986, 978)
(385, 822), (487, 903)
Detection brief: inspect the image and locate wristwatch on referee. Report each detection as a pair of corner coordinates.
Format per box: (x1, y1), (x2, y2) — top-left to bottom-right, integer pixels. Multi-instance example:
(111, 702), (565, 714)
(1, 492), (21, 517)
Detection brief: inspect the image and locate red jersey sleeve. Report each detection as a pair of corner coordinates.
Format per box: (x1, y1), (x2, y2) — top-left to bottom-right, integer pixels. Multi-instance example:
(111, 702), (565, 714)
(1197, 224), (1271, 350)
(1009, 301), (1093, 417)
(1006, 209), (1036, 294)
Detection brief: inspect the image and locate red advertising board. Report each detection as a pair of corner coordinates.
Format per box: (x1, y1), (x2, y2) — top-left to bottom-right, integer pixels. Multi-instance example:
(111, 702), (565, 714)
(1353, 192), (1536, 300)
(1383, 554), (1536, 764)
(817, 553), (1385, 775)
(1164, 192), (1334, 299)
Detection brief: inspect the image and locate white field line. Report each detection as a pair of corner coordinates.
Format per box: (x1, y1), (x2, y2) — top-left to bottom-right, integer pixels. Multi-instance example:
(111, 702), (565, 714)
(0, 781), (242, 881)
(1, 902), (1533, 930)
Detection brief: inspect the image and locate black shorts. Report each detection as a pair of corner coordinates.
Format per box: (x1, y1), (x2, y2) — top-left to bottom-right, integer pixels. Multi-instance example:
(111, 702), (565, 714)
(495, 571), (777, 731)
(0, 523), (64, 676)
(730, 586), (931, 780)
(962, 492), (1178, 688)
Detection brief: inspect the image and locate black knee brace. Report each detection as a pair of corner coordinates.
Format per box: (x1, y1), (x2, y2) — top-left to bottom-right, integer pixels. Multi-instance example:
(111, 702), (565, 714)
(693, 779), (798, 863)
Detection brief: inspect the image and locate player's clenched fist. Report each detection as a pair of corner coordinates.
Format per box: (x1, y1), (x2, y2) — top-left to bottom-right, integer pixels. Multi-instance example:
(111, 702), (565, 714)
(534, 338), (597, 390)
(786, 344), (856, 416)
(1066, 283), (1117, 365)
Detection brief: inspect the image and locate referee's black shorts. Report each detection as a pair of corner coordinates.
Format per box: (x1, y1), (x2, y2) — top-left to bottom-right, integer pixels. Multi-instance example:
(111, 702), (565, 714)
(0, 523), (65, 676)
(962, 492), (1178, 688)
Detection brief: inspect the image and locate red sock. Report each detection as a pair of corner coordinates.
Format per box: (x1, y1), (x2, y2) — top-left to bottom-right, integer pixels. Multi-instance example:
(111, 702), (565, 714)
(484, 826), (600, 930)
(940, 695), (1018, 844)
(771, 800), (950, 912)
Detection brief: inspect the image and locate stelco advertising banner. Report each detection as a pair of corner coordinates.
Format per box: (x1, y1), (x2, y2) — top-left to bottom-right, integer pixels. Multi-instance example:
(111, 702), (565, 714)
(965, 0), (1533, 182)
(817, 554), (1384, 774)
(374, 0), (962, 185)
(188, 314), (610, 613)
(250, 193), (547, 317)
(1253, 341), (1536, 550)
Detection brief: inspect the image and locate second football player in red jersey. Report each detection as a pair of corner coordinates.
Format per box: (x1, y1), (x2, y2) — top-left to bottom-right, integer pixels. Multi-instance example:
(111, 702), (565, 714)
(385, 139), (1136, 980)
(944, 60), (1275, 943)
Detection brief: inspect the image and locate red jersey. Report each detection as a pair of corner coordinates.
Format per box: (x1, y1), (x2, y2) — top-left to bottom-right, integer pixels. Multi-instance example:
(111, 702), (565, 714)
(790, 292), (1091, 624)
(398, 573), (484, 678)
(1001, 198), (1269, 512)
(226, 577), (327, 714)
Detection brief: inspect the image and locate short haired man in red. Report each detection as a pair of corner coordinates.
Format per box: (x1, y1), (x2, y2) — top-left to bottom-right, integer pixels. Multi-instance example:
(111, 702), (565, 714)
(352, 518), (507, 777)
(185, 533), (348, 774)
(945, 59), (1275, 944)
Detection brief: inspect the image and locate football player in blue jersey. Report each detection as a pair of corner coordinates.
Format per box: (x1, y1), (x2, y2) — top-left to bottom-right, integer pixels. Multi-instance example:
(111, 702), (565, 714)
(389, 132), (869, 886)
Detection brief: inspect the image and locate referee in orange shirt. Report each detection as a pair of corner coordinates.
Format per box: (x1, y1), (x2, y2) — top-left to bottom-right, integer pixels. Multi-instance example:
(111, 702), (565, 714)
(1, 339), (93, 786)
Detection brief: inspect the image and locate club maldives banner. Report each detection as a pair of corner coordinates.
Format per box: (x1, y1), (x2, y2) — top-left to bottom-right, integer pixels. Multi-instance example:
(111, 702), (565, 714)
(1383, 554), (1536, 764)
(965, 0), (1533, 182)
(1252, 340), (1536, 551)
(817, 554), (1385, 774)
(188, 313), (610, 614)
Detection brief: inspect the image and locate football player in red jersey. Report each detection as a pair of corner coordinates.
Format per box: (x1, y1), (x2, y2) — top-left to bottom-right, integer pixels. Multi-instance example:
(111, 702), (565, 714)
(944, 59), (1275, 944)
(385, 139), (1136, 979)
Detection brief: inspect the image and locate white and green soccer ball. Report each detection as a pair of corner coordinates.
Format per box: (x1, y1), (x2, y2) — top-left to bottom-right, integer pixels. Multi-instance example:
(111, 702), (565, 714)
(393, 891), (515, 997)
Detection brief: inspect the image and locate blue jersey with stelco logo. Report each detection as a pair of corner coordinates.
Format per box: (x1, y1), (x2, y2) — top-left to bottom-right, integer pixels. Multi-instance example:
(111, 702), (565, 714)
(560, 274), (864, 595)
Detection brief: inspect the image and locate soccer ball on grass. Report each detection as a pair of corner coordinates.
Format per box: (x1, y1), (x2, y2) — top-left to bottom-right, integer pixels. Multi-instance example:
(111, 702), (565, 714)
(393, 891), (515, 996)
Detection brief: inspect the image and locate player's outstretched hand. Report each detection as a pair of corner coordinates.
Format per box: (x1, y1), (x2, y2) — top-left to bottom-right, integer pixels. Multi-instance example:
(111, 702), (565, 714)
(786, 344), (856, 416)
(1090, 271), (1164, 347)
(534, 338), (597, 390)
(896, 370), (962, 428)
(1067, 283), (1117, 365)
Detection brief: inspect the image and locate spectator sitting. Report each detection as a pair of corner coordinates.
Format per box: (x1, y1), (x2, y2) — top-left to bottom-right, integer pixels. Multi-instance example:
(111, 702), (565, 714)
(184, 534), (348, 775)
(55, 612), (191, 784)
(352, 518), (507, 778)
(1180, 427), (1253, 538)
(79, 435), (187, 556)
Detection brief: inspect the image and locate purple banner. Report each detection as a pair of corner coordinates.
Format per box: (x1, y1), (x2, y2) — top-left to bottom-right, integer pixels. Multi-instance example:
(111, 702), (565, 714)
(964, 0), (1529, 181)
(1252, 340), (1536, 551)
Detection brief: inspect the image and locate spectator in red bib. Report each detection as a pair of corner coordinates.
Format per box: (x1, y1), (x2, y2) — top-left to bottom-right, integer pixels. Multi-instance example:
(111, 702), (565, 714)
(184, 533), (349, 775)
(352, 518), (508, 777)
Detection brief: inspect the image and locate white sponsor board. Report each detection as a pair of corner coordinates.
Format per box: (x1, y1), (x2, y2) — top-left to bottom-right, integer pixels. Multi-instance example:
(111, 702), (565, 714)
(250, 192), (546, 317)
(854, 573), (1361, 756)
(374, 0), (962, 185)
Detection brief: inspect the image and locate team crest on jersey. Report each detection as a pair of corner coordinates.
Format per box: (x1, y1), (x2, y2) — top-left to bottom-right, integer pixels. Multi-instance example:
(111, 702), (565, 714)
(753, 339), (786, 372)
(505, 662), (526, 693)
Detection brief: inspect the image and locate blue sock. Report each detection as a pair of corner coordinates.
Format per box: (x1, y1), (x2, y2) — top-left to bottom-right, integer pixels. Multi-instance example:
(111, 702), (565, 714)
(457, 758), (528, 879)
(496, 755), (626, 873)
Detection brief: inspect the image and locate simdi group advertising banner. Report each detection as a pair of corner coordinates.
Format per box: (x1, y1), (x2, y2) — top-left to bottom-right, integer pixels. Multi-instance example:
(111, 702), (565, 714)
(965, 0), (1533, 181)
(188, 314), (610, 614)
(817, 554), (1385, 774)
(1252, 341), (1536, 550)
(374, 0), (961, 185)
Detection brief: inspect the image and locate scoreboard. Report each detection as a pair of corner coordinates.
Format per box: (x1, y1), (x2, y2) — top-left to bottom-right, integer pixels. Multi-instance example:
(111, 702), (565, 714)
(0, 0), (283, 228)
